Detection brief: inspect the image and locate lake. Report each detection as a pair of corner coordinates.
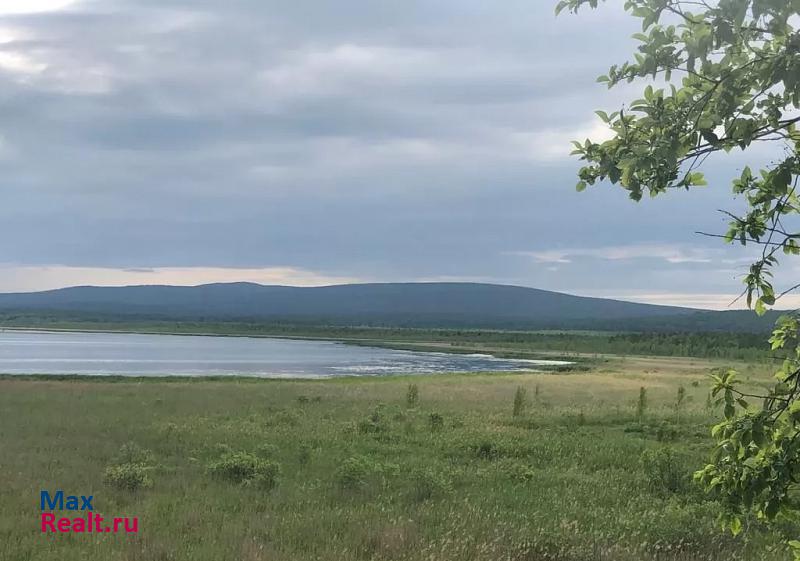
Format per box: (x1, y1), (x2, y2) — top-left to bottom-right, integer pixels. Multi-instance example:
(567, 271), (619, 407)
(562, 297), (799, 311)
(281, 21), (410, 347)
(0, 330), (571, 378)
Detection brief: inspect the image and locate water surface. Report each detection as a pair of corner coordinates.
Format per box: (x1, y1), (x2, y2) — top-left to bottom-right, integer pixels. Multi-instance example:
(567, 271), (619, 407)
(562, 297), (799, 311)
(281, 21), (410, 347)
(0, 330), (571, 378)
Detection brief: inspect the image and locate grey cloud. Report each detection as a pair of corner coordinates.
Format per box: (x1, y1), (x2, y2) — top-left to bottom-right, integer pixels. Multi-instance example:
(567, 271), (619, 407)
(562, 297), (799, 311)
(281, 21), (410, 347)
(0, 0), (776, 301)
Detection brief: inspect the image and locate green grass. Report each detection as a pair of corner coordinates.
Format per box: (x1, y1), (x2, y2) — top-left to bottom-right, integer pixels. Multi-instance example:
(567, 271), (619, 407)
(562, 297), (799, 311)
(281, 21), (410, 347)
(0, 360), (796, 561)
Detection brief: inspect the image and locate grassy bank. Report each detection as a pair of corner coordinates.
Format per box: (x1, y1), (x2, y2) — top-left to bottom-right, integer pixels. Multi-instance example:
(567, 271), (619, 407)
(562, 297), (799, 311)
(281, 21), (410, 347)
(0, 356), (795, 561)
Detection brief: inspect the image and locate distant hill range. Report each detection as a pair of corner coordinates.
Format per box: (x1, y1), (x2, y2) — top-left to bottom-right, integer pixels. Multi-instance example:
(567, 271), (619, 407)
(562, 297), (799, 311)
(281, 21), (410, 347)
(0, 282), (784, 332)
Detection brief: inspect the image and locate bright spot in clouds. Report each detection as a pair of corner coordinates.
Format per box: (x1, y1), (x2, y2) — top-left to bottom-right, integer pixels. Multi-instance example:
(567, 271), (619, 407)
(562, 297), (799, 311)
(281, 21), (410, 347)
(0, 0), (75, 15)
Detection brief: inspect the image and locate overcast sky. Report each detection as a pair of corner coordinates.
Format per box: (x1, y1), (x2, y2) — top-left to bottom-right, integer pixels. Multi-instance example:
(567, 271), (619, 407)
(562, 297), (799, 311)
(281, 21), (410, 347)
(0, 0), (794, 308)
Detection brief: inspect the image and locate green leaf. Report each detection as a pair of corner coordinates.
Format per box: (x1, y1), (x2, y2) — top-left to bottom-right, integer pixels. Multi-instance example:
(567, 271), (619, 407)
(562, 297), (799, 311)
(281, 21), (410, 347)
(730, 516), (742, 536)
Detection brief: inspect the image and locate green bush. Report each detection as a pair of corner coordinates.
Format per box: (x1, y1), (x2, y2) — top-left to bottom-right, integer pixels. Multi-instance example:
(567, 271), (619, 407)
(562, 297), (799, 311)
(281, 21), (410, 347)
(297, 444), (312, 466)
(500, 461), (536, 483)
(410, 467), (451, 502)
(512, 386), (527, 417)
(207, 451), (281, 489)
(406, 383), (419, 407)
(272, 410), (302, 427)
(656, 421), (679, 442)
(335, 455), (387, 491)
(336, 456), (371, 490)
(636, 387), (648, 419)
(358, 406), (390, 435)
(473, 440), (499, 460)
(640, 447), (687, 495)
(428, 412), (444, 431)
(104, 463), (152, 491)
(114, 442), (155, 465)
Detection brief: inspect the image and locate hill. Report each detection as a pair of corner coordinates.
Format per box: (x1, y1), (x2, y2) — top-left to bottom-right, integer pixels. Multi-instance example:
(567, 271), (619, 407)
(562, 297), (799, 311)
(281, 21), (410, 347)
(0, 282), (781, 332)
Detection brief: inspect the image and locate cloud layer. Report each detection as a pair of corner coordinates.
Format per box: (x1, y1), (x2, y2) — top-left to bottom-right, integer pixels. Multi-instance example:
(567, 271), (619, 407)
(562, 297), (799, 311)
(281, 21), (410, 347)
(0, 0), (791, 308)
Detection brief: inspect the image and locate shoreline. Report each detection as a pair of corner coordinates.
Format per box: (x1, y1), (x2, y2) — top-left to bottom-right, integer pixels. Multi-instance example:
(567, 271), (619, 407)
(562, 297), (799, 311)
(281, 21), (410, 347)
(0, 325), (589, 364)
(0, 327), (583, 380)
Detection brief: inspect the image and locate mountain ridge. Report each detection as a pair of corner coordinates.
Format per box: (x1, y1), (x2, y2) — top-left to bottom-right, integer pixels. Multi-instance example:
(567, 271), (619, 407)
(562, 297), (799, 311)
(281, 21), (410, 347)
(0, 281), (781, 332)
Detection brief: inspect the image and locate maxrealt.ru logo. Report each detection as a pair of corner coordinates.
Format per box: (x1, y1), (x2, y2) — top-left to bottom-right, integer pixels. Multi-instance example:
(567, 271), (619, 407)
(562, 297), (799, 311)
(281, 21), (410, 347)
(40, 490), (139, 534)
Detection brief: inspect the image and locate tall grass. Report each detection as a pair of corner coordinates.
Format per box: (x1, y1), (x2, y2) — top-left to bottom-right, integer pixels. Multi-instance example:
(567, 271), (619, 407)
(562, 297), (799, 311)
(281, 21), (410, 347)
(0, 365), (791, 561)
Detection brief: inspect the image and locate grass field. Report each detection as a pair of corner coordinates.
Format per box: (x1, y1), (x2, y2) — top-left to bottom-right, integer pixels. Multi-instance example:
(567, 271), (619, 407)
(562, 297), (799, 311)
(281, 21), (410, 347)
(0, 355), (796, 561)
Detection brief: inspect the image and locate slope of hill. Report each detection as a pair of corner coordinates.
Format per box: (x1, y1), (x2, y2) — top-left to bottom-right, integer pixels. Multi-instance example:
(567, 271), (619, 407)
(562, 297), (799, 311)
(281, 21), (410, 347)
(0, 282), (781, 332)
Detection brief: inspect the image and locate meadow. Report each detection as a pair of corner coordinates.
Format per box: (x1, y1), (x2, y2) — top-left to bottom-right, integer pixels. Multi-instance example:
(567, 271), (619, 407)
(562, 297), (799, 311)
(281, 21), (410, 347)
(1, 352), (796, 561)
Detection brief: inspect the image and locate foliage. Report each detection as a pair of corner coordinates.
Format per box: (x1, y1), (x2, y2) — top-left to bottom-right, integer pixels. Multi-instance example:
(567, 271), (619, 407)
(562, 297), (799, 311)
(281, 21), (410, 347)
(409, 467), (452, 502)
(335, 455), (392, 491)
(640, 447), (689, 495)
(428, 412), (444, 431)
(406, 383), (419, 408)
(207, 451), (280, 489)
(3, 374), (795, 560)
(103, 442), (155, 491)
(103, 463), (152, 492)
(676, 385), (687, 412)
(473, 440), (500, 461)
(113, 441), (155, 466)
(297, 443), (313, 466)
(513, 385), (528, 417)
(637, 386), (649, 420)
(559, 0), (800, 549)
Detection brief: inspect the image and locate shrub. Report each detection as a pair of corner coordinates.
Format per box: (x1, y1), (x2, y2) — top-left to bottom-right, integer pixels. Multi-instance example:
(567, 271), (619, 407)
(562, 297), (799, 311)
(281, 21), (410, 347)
(473, 440), (499, 460)
(358, 408), (387, 434)
(500, 461), (536, 483)
(428, 412), (444, 431)
(104, 463), (152, 491)
(207, 451), (280, 489)
(336, 456), (377, 490)
(512, 386), (527, 417)
(406, 383), (419, 408)
(114, 441), (155, 465)
(272, 410), (302, 427)
(656, 421), (679, 442)
(297, 444), (312, 466)
(640, 447), (687, 495)
(675, 385), (686, 411)
(636, 387), (648, 419)
(410, 468), (451, 502)
(623, 423), (645, 434)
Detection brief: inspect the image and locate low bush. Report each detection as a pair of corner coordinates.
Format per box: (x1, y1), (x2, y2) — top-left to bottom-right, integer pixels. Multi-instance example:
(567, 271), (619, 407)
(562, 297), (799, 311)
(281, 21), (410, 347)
(406, 383), (419, 407)
(640, 447), (688, 495)
(336, 456), (375, 490)
(297, 444), (312, 466)
(207, 451), (281, 489)
(410, 467), (451, 502)
(513, 386), (527, 417)
(104, 463), (152, 491)
(500, 460), (536, 483)
(473, 440), (499, 460)
(114, 441), (155, 465)
(335, 455), (395, 491)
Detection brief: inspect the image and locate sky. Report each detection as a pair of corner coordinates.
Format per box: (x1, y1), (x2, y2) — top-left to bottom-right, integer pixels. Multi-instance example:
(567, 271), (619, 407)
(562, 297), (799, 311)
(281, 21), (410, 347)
(0, 0), (795, 309)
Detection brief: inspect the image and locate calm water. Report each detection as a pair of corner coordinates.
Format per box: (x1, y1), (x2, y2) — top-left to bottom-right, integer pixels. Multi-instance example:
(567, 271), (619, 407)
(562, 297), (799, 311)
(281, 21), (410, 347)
(0, 330), (571, 378)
